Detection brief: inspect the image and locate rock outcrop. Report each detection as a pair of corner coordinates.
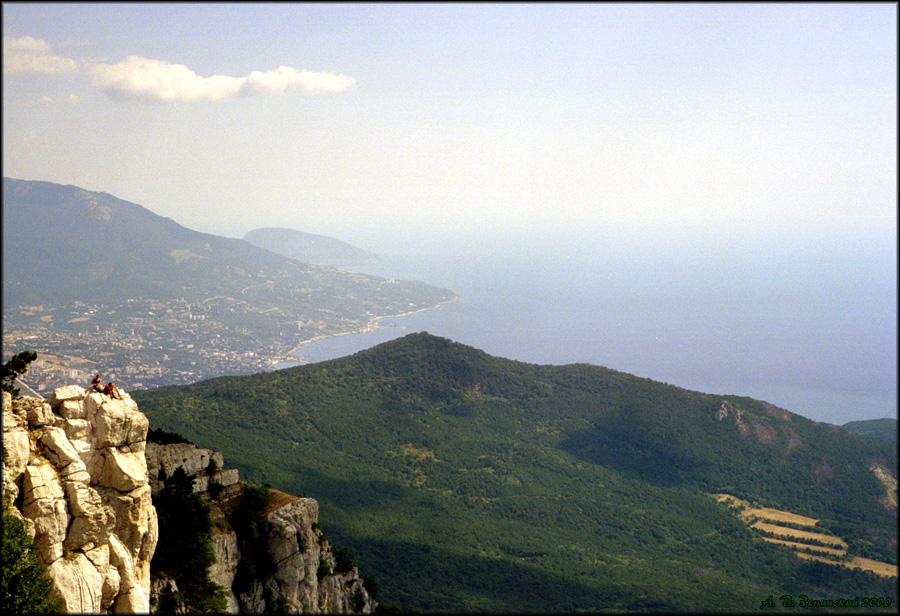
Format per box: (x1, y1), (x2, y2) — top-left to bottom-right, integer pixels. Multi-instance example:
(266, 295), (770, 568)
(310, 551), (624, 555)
(145, 440), (377, 614)
(2, 387), (158, 613)
(4, 385), (375, 614)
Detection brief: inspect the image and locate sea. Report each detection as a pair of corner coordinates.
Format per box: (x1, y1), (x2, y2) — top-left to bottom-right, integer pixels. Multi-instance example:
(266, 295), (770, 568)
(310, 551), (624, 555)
(276, 223), (897, 426)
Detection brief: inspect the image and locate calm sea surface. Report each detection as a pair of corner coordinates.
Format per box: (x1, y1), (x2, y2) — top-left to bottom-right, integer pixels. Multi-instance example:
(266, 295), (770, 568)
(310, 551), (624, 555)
(281, 226), (897, 425)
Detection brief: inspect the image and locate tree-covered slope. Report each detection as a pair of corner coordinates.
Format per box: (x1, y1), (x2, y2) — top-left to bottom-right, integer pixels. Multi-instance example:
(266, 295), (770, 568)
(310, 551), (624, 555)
(133, 333), (897, 612)
(844, 418), (898, 443)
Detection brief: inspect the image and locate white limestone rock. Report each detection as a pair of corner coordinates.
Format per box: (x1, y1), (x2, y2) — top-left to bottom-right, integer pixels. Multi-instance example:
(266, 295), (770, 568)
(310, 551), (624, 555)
(21, 396), (54, 428)
(64, 417), (93, 452)
(64, 481), (116, 552)
(22, 463), (68, 564)
(58, 399), (86, 419)
(2, 401), (31, 502)
(47, 552), (104, 613)
(146, 441), (222, 484)
(93, 397), (149, 449)
(48, 385), (87, 410)
(210, 529), (242, 613)
(5, 387), (157, 614)
(99, 449), (149, 492)
(38, 426), (91, 483)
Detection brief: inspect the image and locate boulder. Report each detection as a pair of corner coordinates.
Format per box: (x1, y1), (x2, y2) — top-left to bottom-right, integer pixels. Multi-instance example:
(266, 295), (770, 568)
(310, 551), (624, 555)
(59, 399), (86, 419)
(83, 391), (106, 422)
(64, 417), (93, 451)
(102, 565), (122, 610)
(21, 397), (54, 428)
(38, 426), (90, 483)
(94, 397), (149, 449)
(99, 449), (149, 492)
(48, 385), (87, 410)
(47, 552), (104, 613)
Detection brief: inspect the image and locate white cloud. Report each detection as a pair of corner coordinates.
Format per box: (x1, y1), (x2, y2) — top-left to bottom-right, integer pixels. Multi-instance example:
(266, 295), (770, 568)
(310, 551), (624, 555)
(87, 56), (357, 102)
(241, 66), (358, 95)
(36, 94), (81, 105)
(3, 36), (78, 74)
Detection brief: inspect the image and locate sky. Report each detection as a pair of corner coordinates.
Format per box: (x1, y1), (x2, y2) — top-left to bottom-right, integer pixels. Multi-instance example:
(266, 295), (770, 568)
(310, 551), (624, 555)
(2, 3), (896, 245)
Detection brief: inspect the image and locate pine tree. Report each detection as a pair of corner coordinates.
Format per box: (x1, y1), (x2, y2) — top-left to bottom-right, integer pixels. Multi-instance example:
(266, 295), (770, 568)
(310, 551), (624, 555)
(1, 350), (38, 398)
(1, 507), (64, 613)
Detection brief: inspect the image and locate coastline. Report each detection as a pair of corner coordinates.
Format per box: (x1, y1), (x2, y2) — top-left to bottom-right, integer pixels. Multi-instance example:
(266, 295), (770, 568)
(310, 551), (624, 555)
(276, 295), (460, 365)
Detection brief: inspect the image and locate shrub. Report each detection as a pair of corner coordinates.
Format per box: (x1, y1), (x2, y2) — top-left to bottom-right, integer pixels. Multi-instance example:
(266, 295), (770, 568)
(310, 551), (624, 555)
(147, 427), (193, 445)
(208, 481), (225, 499)
(334, 547), (356, 573)
(317, 561), (333, 579)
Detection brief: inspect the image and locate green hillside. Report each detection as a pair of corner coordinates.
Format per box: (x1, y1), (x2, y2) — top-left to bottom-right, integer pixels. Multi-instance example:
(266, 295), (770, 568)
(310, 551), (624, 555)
(844, 418), (898, 443)
(133, 333), (897, 612)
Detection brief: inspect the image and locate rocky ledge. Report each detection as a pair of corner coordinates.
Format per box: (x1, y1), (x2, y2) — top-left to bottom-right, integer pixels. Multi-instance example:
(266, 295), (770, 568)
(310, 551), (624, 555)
(2, 386), (158, 612)
(3, 386), (376, 614)
(145, 440), (377, 613)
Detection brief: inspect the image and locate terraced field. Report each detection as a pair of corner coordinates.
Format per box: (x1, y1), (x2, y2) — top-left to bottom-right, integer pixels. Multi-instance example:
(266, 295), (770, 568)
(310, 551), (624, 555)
(712, 494), (897, 578)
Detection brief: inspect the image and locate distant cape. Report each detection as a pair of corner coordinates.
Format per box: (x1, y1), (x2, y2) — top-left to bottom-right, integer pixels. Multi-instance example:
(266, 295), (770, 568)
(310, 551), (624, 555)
(243, 227), (378, 267)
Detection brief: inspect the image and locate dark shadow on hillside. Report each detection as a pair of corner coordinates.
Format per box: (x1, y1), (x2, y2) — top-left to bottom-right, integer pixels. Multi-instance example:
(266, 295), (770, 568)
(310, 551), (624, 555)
(316, 534), (679, 613)
(280, 467), (412, 512)
(558, 406), (711, 487)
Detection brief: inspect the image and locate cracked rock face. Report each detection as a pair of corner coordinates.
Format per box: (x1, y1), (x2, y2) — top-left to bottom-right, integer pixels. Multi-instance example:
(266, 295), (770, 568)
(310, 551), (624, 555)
(146, 441), (376, 614)
(3, 388), (158, 613)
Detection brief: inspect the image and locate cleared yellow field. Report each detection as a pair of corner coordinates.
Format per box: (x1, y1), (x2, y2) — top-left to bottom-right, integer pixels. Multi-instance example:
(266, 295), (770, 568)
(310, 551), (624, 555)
(760, 537), (847, 557)
(750, 521), (846, 548)
(849, 556), (899, 578)
(742, 506), (818, 527)
(796, 553), (899, 578)
(711, 493), (896, 578)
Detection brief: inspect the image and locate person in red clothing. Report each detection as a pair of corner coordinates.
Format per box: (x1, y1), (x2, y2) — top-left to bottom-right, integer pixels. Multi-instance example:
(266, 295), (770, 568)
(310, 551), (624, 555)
(103, 382), (114, 396)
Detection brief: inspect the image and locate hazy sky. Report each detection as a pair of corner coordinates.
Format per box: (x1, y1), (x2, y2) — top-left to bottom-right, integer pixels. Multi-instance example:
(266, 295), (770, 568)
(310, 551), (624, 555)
(3, 3), (896, 244)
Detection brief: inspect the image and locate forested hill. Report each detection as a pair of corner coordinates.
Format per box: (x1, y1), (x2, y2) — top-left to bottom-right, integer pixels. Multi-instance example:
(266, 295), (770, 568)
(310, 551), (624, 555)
(133, 332), (897, 612)
(844, 418), (898, 443)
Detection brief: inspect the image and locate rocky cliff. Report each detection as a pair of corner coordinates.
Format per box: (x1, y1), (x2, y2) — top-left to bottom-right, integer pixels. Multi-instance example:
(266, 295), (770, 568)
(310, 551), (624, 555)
(3, 386), (376, 614)
(2, 387), (158, 612)
(145, 440), (377, 614)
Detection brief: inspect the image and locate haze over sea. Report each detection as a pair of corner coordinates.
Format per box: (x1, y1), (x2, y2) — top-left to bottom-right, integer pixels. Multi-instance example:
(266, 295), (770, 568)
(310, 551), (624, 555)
(286, 223), (897, 427)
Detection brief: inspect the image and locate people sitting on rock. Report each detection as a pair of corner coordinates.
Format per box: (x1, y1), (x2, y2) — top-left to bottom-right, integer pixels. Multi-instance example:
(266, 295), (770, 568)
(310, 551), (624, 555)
(103, 382), (115, 397)
(90, 374), (103, 394)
